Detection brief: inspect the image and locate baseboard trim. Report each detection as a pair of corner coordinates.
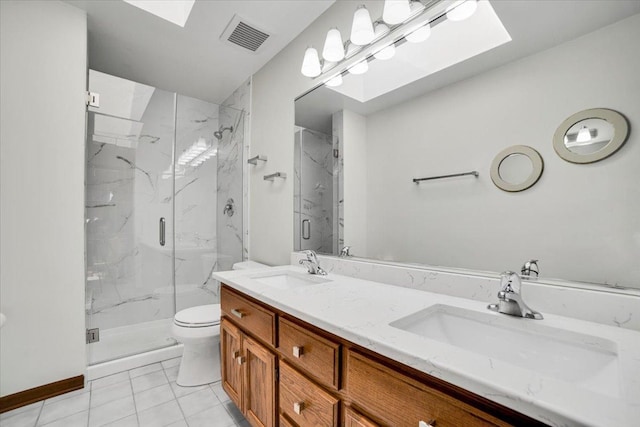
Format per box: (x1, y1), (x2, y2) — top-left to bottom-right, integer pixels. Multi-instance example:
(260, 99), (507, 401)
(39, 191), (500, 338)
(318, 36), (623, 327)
(0, 375), (85, 414)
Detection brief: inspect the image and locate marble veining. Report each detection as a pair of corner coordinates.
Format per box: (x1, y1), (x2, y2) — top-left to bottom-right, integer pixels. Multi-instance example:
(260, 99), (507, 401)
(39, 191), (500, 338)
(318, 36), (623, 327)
(214, 264), (640, 427)
(221, 78), (251, 262)
(291, 253), (640, 331)
(86, 71), (248, 364)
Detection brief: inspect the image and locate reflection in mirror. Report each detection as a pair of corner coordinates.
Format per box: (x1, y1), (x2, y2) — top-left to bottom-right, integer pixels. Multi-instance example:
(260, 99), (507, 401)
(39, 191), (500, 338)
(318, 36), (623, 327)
(293, 127), (339, 255)
(498, 154), (533, 185)
(490, 146), (543, 193)
(553, 107), (629, 164)
(563, 118), (614, 155)
(295, 2), (640, 289)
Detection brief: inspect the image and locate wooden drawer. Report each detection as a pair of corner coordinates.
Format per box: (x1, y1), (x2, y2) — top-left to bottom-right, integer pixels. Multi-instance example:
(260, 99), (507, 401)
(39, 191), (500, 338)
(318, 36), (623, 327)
(344, 406), (380, 427)
(221, 286), (276, 347)
(279, 361), (339, 427)
(279, 317), (340, 390)
(346, 351), (507, 427)
(279, 415), (296, 427)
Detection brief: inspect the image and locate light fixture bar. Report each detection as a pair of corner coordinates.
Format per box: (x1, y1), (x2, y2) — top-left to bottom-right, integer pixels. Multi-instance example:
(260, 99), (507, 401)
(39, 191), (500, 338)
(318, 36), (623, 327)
(314, 0), (450, 86)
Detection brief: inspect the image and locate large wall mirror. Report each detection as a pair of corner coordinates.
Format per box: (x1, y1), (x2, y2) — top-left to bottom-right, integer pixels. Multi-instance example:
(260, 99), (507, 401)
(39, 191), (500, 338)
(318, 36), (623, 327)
(294, 1), (640, 289)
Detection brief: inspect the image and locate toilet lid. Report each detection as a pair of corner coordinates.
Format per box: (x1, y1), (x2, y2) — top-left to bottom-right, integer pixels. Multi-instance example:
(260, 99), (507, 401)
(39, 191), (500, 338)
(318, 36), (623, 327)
(174, 304), (221, 328)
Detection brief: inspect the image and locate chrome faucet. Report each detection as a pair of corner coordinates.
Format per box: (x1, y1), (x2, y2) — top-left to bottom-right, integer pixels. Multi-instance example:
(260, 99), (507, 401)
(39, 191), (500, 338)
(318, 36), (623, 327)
(299, 250), (327, 275)
(339, 246), (352, 258)
(488, 271), (543, 319)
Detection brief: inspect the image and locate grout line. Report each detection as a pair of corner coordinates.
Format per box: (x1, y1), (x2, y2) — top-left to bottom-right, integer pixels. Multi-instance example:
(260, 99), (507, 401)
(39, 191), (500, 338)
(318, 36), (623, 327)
(127, 369), (141, 426)
(162, 363), (188, 424)
(33, 401), (44, 427)
(86, 380), (92, 427)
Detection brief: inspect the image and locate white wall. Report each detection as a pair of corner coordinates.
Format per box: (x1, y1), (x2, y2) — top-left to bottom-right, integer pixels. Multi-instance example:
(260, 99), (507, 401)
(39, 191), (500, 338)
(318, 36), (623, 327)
(362, 14), (640, 287)
(342, 110), (368, 258)
(250, 1), (384, 265)
(0, 1), (87, 396)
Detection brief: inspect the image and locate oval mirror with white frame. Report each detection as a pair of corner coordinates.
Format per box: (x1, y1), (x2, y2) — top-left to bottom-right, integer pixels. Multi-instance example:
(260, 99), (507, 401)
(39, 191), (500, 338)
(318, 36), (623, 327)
(490, 145), (544, 192)
(553, 108), (629, 164)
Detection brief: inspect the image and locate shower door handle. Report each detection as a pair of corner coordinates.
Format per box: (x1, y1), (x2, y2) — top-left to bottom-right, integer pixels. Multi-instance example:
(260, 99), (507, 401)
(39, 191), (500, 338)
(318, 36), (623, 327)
(159, 217), (166, 246)
(302, 219), (311, 240)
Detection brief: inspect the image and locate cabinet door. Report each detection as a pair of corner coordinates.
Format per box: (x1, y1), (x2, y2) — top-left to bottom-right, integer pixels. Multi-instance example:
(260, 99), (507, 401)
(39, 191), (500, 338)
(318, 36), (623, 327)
(344, 407), (379, 427)
(243, 335), (277, 427)
(221, 318), (243, 411)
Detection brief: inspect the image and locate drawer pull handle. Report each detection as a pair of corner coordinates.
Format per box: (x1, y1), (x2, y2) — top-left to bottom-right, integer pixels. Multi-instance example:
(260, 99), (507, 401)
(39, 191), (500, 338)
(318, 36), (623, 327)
(233, 351), (240, 358)
(292, 346), (304, 358)
(419, 420), (436, 427)
(293, 401), (305, 415)
(236, 356), (245, 365)
(231, 309), (245, 319)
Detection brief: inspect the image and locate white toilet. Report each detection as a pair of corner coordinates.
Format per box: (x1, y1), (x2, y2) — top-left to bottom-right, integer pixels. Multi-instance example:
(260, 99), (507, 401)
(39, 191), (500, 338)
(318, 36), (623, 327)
(172, 260), (267, 386)
(172, 304), (222, 386)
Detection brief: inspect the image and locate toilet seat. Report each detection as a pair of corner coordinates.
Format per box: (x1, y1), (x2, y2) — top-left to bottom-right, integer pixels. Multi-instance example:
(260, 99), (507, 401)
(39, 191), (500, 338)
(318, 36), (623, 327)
(174, 304), (221, 328)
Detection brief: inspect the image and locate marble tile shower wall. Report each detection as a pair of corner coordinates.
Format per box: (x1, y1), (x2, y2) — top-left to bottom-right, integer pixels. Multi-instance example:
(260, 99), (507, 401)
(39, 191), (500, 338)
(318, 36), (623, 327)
(294, 128), (334, 253)
(215, 105), (244, 276)
(221, 78), (251, 262)
(174, 95), (220, 312)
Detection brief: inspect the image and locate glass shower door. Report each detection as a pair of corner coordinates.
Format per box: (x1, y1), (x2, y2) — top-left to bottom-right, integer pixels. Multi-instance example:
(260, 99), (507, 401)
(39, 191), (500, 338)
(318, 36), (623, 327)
(85, 70), (176, 365)
(294, 127), (335, 254)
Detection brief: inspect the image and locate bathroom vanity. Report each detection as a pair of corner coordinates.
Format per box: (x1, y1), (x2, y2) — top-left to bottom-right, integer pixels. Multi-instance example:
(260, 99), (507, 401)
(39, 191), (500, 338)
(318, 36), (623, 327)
(214, 265), (640, 427)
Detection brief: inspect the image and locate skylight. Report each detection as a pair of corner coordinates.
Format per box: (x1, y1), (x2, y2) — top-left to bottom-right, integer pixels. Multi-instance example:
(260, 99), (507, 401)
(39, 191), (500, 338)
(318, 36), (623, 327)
(123, 0), (195, 27)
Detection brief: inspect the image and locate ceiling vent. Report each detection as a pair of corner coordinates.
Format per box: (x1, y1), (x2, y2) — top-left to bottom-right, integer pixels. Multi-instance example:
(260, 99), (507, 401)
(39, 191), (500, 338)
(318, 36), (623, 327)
(221, 15), (272, 53)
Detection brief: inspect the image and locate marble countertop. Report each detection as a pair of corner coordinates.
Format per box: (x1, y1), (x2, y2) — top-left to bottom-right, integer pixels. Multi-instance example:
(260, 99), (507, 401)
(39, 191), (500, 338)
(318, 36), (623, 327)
(213, 265), (640, 427)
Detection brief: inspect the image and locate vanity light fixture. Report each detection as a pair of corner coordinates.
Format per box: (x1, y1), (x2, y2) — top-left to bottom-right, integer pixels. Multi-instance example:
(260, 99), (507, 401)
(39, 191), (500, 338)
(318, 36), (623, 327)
(348, 59), (369, 75)
(300, 0), (482, 87)
(446, 0), (478, 22)
(301, 47), (322, 77)
(373, 23), (396, 60)
(350, 5), (375, 45)
(383, 0), (411, 25)
(325, 74), (343, 87)
(346, 42), (369, 74)
(576, 125), (592, 143)
(405, 23), (431, 43)
(322, 28), (345, 62)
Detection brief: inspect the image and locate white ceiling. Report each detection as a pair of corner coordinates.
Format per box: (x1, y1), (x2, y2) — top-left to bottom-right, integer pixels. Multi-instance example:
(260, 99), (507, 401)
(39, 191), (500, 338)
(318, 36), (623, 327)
(66, 0), (335, 103)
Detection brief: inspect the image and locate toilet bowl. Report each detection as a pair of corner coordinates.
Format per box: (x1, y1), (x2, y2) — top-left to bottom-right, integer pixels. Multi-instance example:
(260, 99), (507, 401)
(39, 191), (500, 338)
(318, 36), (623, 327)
(172, 260), (267, 386)
(172, 304), (221, 386)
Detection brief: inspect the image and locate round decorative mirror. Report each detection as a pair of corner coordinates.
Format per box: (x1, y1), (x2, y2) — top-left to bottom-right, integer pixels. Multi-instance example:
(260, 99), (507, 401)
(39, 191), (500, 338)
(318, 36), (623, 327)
(490, 145), (543, 192)
(553, 108), (629, 164)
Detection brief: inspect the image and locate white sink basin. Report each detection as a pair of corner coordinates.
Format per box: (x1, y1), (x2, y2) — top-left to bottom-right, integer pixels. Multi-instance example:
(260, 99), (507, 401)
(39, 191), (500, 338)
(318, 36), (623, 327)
(250, 271), (331, 290)
(390, 304), (620, 397)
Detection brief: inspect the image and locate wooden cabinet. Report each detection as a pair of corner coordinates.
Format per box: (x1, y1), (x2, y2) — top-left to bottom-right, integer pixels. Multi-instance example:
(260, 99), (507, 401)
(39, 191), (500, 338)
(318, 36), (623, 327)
(222, 286), (276, 346)
(220, 285), (544, 427)
(221, 318), (243, 410)
(244, 335), (277, 427)
(221, 288), (277, 427)
(346, 350), (509, 427)
(279, 361), (339, 427)
(278, 317), (340, 390)
(344, 407), (379, 427)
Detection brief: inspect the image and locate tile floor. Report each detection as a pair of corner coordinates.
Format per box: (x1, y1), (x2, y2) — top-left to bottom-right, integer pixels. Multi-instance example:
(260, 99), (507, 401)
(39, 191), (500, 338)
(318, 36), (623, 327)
(0, 358), (249, 427)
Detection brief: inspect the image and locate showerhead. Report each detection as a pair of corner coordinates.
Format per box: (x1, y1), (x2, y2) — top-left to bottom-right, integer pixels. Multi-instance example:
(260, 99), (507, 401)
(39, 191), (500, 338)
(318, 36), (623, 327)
(214, 126), (234, 140)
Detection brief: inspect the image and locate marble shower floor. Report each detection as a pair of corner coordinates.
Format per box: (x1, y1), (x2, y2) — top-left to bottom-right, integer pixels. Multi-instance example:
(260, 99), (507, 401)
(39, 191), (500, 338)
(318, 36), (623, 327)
(0, 358), (248, 427)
